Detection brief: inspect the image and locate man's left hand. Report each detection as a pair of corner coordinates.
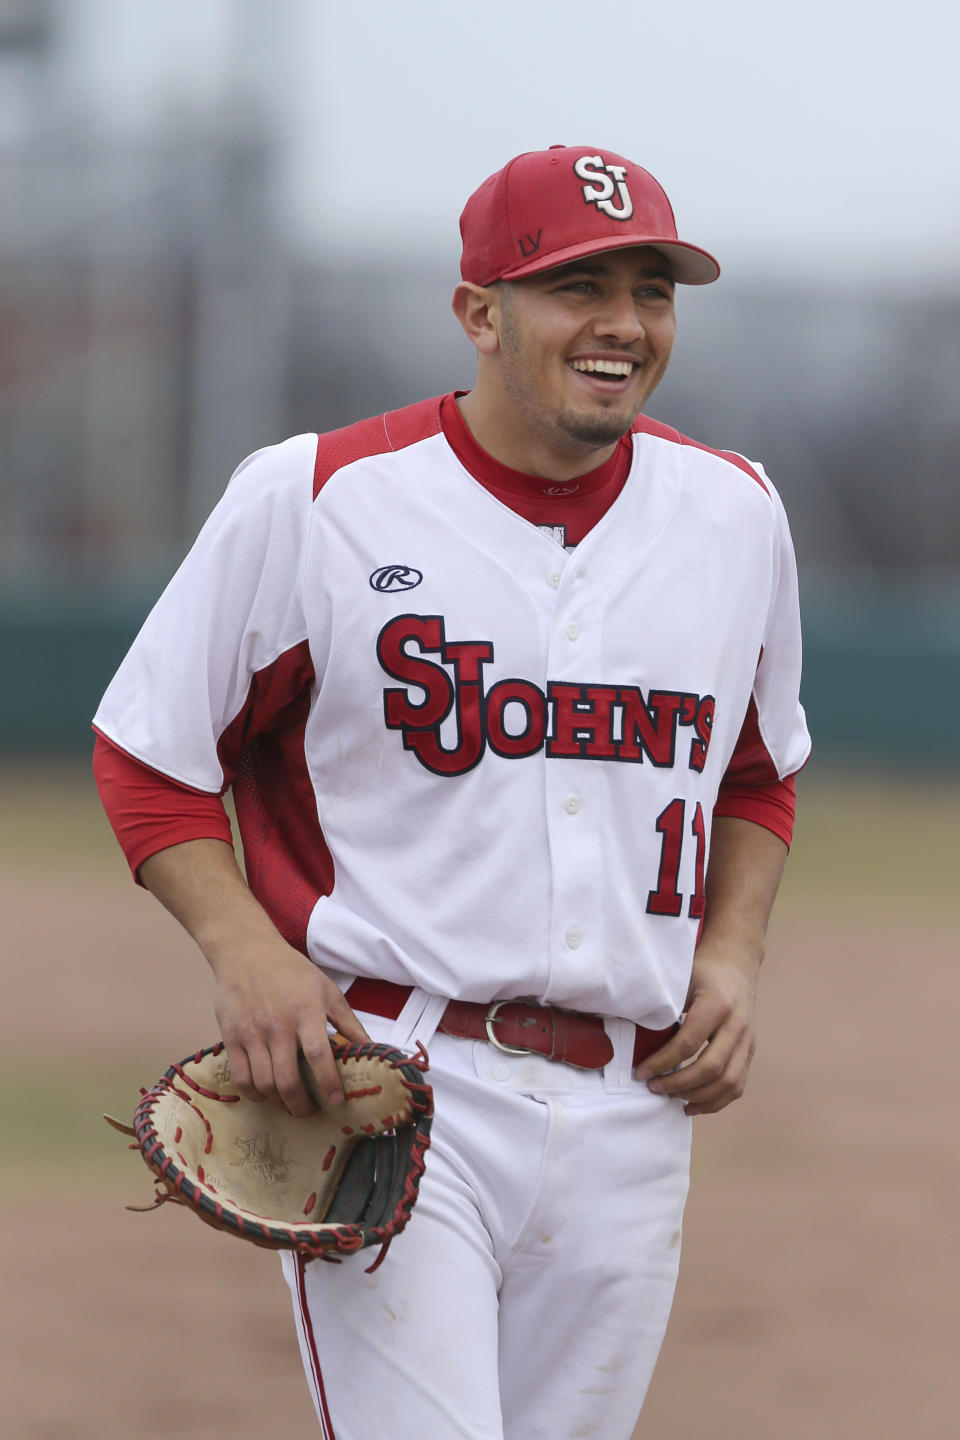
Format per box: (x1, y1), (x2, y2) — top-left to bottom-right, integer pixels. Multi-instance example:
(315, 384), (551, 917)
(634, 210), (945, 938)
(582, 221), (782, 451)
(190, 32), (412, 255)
(634, 941), (761, 1115)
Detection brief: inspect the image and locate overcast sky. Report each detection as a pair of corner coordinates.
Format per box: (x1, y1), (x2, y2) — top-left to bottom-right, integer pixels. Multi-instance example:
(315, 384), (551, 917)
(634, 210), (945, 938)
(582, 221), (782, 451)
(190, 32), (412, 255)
(54, 0), (960, 288)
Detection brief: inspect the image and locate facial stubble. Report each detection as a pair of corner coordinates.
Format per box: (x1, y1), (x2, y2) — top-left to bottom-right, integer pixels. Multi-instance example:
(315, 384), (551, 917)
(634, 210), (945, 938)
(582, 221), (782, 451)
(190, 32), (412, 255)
(498, 291), (641, 458)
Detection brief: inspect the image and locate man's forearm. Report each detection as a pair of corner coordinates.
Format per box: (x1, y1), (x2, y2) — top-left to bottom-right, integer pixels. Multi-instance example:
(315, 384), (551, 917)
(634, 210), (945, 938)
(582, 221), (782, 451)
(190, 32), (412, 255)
(139, 837), (281, 975)
(699, 815), (789, 963)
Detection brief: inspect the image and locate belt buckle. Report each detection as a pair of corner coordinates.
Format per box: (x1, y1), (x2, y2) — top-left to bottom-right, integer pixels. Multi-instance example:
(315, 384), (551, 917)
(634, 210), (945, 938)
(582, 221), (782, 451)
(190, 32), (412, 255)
(484, 998), (538, 1057)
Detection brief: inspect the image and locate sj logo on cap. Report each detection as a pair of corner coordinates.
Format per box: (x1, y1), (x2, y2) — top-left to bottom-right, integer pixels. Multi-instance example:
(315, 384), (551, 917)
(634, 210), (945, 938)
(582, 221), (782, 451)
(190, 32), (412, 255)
(573, 155), (634, 221)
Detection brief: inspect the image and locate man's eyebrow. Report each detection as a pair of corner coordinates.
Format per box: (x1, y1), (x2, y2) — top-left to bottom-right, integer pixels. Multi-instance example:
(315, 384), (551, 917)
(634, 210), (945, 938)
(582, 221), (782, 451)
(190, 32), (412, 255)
(546, 258), (675, 283)
(545, 259), (609, 279)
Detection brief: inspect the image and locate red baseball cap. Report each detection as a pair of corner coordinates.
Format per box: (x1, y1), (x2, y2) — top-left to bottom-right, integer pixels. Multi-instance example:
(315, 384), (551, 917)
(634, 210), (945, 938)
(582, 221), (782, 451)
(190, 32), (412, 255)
(459, 145), (720, 287)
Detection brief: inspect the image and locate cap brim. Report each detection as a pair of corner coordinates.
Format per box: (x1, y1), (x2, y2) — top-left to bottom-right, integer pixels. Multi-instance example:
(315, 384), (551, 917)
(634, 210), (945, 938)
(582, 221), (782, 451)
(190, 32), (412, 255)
(497, 235), (720, 286)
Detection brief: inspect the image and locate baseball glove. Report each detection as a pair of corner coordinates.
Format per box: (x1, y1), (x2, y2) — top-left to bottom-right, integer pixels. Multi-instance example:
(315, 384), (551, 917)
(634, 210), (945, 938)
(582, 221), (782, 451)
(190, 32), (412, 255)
(104, 1037), (433, 1272)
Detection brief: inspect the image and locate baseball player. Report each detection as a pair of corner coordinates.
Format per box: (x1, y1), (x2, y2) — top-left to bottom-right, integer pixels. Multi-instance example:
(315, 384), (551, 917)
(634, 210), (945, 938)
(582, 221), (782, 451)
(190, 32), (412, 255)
(93, 145), (810, 1439)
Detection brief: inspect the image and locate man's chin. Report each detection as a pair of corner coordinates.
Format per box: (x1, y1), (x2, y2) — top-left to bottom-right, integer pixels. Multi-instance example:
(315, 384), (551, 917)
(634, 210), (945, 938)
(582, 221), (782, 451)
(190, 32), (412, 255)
(556, 405), (635, 451)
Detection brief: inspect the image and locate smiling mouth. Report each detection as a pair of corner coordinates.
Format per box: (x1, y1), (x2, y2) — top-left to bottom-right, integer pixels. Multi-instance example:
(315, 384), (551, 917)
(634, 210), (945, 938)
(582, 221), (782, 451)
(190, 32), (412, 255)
(568, 358), (638, 382)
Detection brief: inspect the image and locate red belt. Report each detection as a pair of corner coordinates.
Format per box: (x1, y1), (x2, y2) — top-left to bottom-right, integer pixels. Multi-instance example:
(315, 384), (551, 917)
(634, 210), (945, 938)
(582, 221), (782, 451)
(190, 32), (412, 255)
(347, 978), (677, 1072)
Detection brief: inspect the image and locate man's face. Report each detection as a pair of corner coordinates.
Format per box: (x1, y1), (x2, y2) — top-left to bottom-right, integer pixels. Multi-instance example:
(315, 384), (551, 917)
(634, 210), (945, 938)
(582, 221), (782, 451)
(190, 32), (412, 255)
(494, 246), (677, 457)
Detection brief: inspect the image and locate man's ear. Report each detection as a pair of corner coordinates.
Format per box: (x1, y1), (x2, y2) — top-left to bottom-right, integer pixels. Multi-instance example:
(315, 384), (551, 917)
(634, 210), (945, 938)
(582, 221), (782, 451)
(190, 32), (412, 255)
(452, 282), (502, 355)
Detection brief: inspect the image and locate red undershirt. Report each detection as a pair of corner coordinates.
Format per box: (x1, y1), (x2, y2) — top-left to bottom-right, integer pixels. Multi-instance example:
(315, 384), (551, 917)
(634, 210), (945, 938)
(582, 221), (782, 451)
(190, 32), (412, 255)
(441, 392), (633, 548)
(94, 398), (796, 879)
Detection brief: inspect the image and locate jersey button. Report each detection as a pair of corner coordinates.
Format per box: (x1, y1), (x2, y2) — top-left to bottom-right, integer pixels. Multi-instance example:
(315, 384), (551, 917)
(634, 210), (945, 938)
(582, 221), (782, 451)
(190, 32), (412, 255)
(564, 795), (581, 815)
(548, 570), (562, 588)
(566, 621), (579, 640)
(565, 927), (582, 949)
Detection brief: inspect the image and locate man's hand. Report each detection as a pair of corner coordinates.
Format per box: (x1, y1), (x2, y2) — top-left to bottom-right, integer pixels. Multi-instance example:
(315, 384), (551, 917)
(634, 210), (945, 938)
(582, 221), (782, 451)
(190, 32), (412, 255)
(635, 814), (789, 1117)
(212, 935), (370, 1118)
(635, 941), (760, 1115)
(139, 837), (369, 1119)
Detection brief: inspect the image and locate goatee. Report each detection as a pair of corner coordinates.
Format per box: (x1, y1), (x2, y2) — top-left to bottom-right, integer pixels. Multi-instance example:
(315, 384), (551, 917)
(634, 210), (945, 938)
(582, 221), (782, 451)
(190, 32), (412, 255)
(556, 408), (633, 450)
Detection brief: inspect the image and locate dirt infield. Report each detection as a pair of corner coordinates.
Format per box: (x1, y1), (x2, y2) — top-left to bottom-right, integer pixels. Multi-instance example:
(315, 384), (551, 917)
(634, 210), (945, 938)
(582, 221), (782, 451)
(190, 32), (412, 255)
(1, 765), (956, 1438)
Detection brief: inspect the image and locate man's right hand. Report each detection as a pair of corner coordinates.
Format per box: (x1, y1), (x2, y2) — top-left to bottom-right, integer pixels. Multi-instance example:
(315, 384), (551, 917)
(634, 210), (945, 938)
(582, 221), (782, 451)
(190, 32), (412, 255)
(139, 837), (370, 1119)
(212, 935), (370, 1117)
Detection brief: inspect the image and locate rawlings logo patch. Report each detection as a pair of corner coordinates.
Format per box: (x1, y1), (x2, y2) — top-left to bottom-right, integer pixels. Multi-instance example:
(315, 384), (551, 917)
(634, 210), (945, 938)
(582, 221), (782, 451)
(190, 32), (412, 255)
(370, 564), (423, 593)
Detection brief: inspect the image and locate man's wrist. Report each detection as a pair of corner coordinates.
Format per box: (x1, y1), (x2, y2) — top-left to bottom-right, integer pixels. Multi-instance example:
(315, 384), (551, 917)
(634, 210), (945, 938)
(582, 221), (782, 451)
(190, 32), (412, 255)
(695, 926), (765, 972)
(197, 909), (283, 976)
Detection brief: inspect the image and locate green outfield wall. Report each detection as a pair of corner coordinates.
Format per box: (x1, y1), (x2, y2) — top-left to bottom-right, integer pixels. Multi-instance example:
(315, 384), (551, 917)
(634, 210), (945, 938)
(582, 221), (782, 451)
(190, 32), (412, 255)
(2, 583), (958, 766)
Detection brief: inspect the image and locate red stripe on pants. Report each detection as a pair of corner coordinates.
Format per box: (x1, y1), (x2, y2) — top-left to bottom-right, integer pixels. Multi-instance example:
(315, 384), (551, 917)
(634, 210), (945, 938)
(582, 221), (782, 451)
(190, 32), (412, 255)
(295, 1254), (336, 1438)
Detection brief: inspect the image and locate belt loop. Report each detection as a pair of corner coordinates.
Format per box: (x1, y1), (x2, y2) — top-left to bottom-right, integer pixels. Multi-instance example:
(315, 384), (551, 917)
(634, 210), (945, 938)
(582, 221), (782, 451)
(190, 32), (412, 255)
(551, 1007), (569, 1066)
(401, 991), (448, 1055)
(602, 1017), (637, 1092)
(351, 983), (447, 1055)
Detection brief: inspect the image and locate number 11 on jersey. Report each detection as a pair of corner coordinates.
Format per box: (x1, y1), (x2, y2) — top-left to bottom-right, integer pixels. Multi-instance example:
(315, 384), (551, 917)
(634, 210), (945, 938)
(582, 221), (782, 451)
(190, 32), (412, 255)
(647, 799), (706, 919)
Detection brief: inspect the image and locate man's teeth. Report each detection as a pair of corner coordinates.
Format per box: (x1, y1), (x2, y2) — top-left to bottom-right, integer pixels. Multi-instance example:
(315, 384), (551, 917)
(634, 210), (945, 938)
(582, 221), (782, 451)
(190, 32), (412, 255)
(570, 359), (634, 377)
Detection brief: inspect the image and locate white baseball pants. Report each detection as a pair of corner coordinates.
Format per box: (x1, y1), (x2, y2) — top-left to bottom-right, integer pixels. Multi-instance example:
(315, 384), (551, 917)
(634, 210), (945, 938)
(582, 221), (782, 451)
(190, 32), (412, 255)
(281, 1016), (691, 1440)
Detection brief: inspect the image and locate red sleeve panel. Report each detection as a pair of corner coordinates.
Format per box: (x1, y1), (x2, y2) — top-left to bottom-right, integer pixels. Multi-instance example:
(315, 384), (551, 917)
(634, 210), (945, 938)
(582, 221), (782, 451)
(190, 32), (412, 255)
(93, 637), (334, 955)
(214, 638), (334, 955)
(92, 731), (233, 883)
(713, 696), (798, 847)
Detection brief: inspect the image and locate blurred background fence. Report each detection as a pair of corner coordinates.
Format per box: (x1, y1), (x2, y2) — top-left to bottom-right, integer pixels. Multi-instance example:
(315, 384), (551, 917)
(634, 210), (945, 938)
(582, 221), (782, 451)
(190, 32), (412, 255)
(2, 0), (958, 765)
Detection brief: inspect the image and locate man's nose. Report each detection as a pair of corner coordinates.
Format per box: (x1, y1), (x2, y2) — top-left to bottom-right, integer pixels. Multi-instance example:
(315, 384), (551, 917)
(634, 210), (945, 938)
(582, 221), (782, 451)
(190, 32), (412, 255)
(590, 291), (645, 345)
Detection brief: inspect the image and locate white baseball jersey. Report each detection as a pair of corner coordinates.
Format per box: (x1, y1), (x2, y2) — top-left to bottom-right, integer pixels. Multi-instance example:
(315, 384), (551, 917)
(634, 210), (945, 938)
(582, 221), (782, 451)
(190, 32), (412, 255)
(94, 396), (810, 1031)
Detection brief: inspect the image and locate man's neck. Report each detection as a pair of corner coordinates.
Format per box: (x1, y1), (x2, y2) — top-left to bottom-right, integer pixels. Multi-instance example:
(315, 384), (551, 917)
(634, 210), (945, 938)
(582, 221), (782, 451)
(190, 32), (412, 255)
(456, 390), (619, 482)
